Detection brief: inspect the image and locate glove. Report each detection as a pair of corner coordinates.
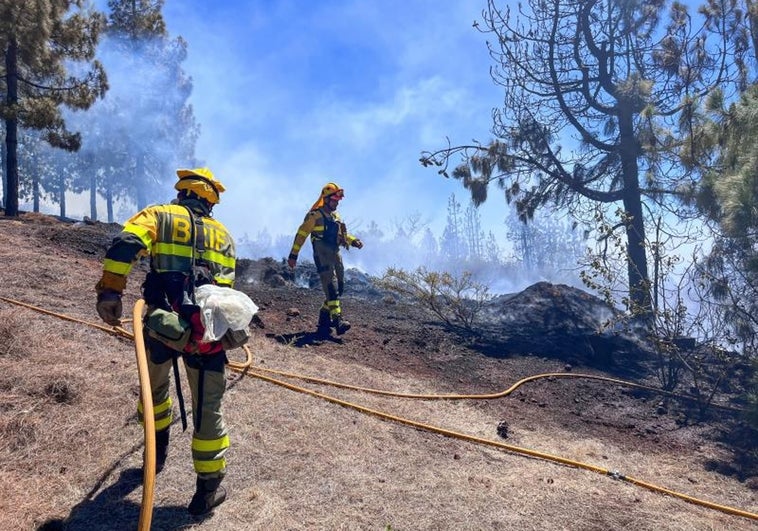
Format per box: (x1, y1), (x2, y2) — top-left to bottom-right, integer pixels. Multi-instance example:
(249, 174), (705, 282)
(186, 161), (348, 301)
(287, 257), (297, 269)
(95, 271), (127, 293)
(96, 291), (123, 325)
(352, 239), (363, 249)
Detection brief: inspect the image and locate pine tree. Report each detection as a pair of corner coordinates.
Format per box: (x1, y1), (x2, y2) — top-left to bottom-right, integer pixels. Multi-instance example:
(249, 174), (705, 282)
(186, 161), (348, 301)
(420, 227), (439, 264)
(421, 0), (750, 314)
(94, 0), (198, 214)
(440, 194), (465, 265)
(17, 129), (56, 213)
(687, 85), (758, 350)
(464, 204), (484, 262)
(0, 1), (107, 217)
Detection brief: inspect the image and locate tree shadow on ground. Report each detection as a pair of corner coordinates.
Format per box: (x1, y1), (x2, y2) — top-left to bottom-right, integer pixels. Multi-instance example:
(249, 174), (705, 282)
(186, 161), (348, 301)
(37, 467), (211, 531)
(267, 331), (343, 347)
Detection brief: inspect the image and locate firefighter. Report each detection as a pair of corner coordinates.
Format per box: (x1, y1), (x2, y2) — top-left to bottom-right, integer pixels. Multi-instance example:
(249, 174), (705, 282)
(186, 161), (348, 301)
(95, 167), (236, 516)
(287, 182), (363, 336)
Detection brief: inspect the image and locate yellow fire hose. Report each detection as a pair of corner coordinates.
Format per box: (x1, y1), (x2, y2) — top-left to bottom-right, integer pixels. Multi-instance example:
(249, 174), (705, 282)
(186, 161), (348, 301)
(233, 364), (742, 410)
(116, 299), (252, 531)
(131, 299), (156, 531)
(232, 365), (758, 521)
(0, 295), (755, 523)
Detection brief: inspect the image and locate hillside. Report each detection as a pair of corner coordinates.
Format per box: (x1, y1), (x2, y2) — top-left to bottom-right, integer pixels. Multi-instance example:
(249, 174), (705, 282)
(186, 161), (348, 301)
(0, 212), (756, 531)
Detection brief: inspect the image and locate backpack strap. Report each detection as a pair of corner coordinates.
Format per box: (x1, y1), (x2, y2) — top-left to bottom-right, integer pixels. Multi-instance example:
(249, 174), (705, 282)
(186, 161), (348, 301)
(182, 205), (213, 303)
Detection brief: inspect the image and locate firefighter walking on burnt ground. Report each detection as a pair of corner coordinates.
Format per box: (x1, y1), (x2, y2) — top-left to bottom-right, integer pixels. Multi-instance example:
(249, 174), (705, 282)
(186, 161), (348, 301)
(287, 182), (363, 337)
(95, 167), (237, 516)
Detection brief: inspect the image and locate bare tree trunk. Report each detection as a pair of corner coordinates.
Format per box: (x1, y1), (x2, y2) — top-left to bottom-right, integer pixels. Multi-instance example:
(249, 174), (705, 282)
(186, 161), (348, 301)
(136, 154), (146, 210)
(89, 158), (97, 221)
(4, 38), (19, 217)
(1, 137), (6, 210)
(32, 155), (39, 212)
(59, 172), (66, 218)
(33, 176), (39, 211)
(619, 108), (651, 315)
(107, 186), (114, 223)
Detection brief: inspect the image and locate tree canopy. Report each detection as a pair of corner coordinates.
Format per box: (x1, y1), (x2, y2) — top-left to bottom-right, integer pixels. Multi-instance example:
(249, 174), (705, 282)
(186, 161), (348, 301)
(683, 84), (758, 349)
(421, 0), (749, 312)
(71, 0), (198, 219)
(2, 0), (199, 220)
(0, 0), (108, 216)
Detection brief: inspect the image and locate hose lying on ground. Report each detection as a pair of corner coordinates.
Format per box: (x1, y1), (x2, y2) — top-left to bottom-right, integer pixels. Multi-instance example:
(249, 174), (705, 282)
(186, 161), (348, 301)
(0, 295), (755, 523)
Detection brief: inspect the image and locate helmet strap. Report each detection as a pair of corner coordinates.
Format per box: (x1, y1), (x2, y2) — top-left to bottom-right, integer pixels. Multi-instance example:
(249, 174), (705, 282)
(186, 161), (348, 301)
(178, 191), (212, 216)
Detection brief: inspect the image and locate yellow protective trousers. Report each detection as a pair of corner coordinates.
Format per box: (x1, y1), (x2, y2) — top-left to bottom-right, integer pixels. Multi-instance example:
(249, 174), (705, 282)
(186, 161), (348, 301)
(139, 337), (229, 479)
(312, 240), (345, 319)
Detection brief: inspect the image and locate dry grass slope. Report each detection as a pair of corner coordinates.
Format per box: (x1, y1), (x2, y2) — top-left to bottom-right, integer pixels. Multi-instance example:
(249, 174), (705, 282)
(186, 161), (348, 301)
(0, 213), (756, 531)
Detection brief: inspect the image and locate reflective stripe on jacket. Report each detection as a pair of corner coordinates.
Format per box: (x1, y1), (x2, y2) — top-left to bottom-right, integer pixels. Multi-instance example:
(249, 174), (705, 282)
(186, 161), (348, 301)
(288, 207), (356, 259)
(103, 203), (236, 287)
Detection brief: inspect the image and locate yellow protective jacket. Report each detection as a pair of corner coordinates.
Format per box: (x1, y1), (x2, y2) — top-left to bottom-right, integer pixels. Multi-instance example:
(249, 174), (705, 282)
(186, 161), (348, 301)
(288, 207), (358, 261)
(97, 202), (236, 295)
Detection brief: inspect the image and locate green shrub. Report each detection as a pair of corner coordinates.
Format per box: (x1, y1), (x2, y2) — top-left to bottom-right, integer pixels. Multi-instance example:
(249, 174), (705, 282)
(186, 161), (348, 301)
(378, 266), (491, 331)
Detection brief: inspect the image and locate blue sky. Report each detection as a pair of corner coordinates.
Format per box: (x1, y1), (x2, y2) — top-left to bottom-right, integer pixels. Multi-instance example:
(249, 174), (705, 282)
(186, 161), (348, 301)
(154, 0), (509, 259)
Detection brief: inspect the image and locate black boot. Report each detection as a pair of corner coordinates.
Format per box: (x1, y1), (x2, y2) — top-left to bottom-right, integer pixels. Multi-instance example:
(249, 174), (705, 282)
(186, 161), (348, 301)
(333, 316), (351, 335)
(316, 308), (331, 338)
(155, 429), (169, 473)
(142, 429), (169, 475)
(188, 476), (227, 516)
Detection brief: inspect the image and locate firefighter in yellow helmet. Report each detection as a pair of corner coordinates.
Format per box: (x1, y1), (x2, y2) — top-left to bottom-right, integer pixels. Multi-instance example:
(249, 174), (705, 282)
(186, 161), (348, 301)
(288, 182), (363, 336)
(95, 167), (235, 516)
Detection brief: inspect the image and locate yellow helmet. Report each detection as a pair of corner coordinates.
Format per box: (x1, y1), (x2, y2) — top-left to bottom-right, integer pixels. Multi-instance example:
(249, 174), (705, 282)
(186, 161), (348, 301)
(310, 182), (344, 210)
(321, 182), (344, 199)
(174, 167), (226, 204)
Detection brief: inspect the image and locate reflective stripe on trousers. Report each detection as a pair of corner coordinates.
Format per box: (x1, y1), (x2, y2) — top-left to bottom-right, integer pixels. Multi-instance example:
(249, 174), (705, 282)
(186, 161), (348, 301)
(143, 339), (229, 479)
